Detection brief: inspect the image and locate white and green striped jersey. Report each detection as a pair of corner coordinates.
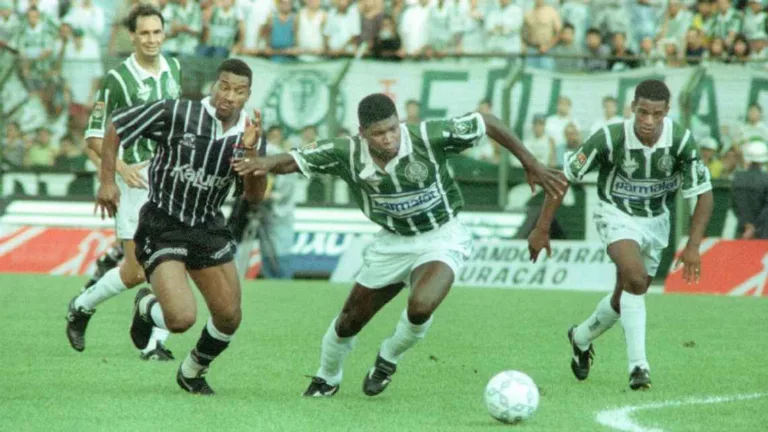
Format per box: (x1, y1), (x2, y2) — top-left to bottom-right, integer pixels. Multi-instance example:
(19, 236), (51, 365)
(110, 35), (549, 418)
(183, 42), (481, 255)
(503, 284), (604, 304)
(564, 118), (712, 218)
(85, 54), (182, 164)
(206, 6), (241, 49)
(291, 113), (487, 236)
(163, 1), (203, 55)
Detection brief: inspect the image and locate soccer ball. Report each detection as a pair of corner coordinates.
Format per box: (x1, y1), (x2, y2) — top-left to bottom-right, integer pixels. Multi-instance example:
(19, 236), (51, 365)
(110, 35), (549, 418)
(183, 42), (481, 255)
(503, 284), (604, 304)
(484, 370), (539, 424)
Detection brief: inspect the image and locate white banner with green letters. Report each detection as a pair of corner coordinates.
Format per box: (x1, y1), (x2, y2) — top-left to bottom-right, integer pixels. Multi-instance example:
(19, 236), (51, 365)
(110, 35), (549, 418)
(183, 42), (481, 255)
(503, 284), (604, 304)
(237, 58), (768, 143)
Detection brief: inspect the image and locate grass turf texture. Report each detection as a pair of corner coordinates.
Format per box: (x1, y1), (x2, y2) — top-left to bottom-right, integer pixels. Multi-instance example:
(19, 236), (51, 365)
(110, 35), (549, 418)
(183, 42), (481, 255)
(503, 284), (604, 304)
(2, 274), (767, 431)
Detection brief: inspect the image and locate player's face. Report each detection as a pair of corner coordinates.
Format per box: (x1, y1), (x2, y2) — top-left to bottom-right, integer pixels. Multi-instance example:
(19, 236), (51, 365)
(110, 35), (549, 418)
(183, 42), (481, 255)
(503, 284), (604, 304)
(361, 115), (401, 160)
(632, 98), (669, 142)
(212, 71), (251, 121)
(131, 15), (165, 59)
(603, 100), (617, 117)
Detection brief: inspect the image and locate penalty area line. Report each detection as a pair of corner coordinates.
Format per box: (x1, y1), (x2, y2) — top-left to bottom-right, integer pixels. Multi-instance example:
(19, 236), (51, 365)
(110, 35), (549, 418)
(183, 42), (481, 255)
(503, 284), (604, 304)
(595, 392), (767, 432)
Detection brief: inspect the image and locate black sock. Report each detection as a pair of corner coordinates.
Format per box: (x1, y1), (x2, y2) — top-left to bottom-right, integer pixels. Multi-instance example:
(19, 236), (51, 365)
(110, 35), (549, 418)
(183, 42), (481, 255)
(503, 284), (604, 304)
(190, 326), (230, 368)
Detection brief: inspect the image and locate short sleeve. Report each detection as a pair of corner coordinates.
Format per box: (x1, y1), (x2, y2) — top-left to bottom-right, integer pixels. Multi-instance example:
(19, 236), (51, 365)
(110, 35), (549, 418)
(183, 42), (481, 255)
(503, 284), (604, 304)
(676, 132), (713, 199)
(290, 138), (347, 178)
(563, 127), (608, 183)
(85, 72), (125, 139)
(111, 99), (170, 148)
(424, 112), (487, 156)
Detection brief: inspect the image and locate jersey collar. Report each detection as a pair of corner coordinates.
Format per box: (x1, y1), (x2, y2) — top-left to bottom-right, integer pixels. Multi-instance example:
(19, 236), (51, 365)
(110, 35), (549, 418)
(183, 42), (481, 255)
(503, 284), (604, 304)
(201, 96), (248, 139)
(127, 53), (170, 81)
(625, 117), (673, 150)
(359, 123), (413, 180)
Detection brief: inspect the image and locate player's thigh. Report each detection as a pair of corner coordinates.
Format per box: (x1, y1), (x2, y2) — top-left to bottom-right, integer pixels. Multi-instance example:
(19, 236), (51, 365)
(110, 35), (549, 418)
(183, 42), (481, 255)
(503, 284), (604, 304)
(606, 240), (650, 295)
(149, 260), (197, 329)
(335, 282), (405, 337)
(188, 261), (242, 332)
(119, 240), (146, 287)
(408, 261), (455, 320)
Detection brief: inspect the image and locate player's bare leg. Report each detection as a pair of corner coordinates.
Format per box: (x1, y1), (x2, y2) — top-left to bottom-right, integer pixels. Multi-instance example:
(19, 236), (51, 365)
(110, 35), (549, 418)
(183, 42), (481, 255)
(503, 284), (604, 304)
(171, 261), (242, 396)
(363, 261), (454, 397)
(568, 269), (622, 381)
(66, 240), (172, 358)
(607, 240), (653, 390)
(304, 282), (405, 397)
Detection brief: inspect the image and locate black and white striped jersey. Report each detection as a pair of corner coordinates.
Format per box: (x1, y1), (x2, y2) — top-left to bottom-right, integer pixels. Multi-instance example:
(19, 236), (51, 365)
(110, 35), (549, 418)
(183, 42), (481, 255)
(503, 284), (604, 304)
(111, 97), (261, 227)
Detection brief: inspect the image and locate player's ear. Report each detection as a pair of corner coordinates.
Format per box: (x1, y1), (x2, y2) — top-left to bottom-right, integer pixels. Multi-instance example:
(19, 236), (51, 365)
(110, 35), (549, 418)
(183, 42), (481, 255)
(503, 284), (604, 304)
(358, 125), (365, 137)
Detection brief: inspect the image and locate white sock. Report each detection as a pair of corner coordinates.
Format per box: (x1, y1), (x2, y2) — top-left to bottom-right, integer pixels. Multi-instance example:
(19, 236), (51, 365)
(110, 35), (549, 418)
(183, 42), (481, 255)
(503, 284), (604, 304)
(380, 310), (433, 364)
(142, 327), (171, 354)
(315, 318), (356, 386)
(181, 352), (205, 378)
(138, 294), (169, 330)
(573, 294), (620, 351)
(620, 292), (649, 372)
(205, 318), (234, 342)
(74, 268), (127, 310)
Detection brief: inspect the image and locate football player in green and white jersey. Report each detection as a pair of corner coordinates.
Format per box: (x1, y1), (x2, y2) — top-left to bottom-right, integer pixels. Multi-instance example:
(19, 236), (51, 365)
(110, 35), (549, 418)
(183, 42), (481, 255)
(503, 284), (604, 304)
(66, 4), (182, 361)
(232, 93), (567, 397)
(528, 80), (714, 390)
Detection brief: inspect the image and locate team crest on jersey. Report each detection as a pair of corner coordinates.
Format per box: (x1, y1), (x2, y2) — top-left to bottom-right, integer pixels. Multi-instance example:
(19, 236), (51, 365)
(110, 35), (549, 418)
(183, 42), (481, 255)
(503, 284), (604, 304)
(166, 79), (180, 99)
(622, 157), (639, 177)
(92, 102), (105, 119)
(657, 154), (675, 175)
(404, 161), (429, 183)
(572, 151), (587, 169)
(179, 133), (196, 149)
(696, 160), (708, 178)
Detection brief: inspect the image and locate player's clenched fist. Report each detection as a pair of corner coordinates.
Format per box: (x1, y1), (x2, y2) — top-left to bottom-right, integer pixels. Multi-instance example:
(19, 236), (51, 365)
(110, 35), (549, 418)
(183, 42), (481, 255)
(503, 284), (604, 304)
(95, 183), (120, 219)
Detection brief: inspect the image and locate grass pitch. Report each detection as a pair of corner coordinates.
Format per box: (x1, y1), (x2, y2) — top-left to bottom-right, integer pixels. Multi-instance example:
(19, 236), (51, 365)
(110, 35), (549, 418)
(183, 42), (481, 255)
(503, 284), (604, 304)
(2, 274), (766, 431)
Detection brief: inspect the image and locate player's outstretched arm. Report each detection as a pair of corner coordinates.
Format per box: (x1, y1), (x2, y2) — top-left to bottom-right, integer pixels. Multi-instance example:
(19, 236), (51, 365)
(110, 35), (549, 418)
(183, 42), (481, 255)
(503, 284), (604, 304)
(676, 191), (713, 284)
(233, 153), (300, 177)
(527, 183), (569, 263)
(480, 113), (567, 198)
(94, 123), (121, 219)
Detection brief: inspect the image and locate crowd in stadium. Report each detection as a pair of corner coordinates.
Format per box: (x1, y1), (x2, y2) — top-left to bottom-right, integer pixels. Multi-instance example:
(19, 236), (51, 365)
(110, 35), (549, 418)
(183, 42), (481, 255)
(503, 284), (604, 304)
(1, 0), (768, 177)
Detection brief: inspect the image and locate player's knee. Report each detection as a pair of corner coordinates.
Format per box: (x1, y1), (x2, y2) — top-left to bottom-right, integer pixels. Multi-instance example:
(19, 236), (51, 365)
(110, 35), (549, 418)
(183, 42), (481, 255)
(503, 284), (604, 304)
(623, 272), (649, 295)
(119, 263), (146, 288)
(407, 298), (437, 325)
(335, 311), (363, 338)
(213, 307), (241, 334)
(165, 312), (196, 333)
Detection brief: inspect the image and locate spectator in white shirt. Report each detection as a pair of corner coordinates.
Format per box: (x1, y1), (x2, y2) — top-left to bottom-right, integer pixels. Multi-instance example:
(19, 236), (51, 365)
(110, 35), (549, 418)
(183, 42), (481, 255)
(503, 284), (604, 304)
(237, 0), (275, 55)
(426, 0), (463, 55)
(58, 25), (102, 134)
(16, 0), (58, 19)
(737, 103), (768, 145)
(545, 96), (580, 145)
(62, 0), (105, 40)
(324, 0), (360, 55)
(459, 0), (487, 54)
(1, 1), (21, 48)
(593, 0), (632, 47)
(589, 96), (623, 136)
(297, 0), (327, 60)
(399, 0), (430, 56)
(485, 0), (523, 54)
(560, 0), (588, 48)
(743, 0), (767, 42)
(656, 0), (693, 46)
(524, 114), (556, 167)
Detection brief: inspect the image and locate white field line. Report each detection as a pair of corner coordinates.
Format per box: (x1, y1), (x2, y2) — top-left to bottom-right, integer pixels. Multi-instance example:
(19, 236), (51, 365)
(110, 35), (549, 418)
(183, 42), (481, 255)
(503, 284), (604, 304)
(595, 393), (767, 432)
